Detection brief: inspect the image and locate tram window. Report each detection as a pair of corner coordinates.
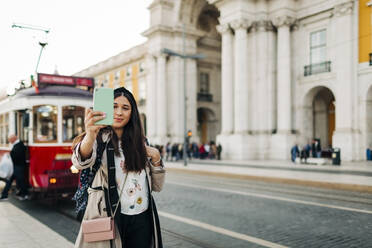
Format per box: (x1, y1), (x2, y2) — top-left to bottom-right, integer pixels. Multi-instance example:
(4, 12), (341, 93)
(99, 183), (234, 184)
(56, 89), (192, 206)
(5, 113), (9, 144)
(33, 105), (57, 143)
(0, 114), (9, 146)
(18, 110), (30, 144)
(62, 106), (85, 142)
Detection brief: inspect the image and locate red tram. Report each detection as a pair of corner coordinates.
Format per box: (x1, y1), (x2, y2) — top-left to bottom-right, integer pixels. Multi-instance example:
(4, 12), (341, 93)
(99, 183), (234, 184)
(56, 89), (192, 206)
(0, 73), (93, 198)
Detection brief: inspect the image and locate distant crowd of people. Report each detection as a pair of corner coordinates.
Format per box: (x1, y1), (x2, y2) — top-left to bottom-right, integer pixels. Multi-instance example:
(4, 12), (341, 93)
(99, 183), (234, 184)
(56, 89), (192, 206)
(152, 141), (223, 161)
(291, 139), (323, 164)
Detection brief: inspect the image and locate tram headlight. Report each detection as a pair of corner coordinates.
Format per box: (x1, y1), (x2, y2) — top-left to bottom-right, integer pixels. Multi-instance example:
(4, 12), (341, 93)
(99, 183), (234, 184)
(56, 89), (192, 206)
(70, 165), (79, 174)
(49, 178), (57, 184)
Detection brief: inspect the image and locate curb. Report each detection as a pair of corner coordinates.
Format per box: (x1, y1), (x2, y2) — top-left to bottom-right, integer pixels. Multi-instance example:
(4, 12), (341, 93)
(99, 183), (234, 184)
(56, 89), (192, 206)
(167, 167), (372, 194)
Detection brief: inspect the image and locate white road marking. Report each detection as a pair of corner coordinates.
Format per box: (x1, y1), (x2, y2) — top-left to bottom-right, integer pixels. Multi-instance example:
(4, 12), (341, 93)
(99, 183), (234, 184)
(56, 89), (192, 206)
(169, 175), (372, 204)
(167, 181), (372, 214)
(158, 211), (289, 248)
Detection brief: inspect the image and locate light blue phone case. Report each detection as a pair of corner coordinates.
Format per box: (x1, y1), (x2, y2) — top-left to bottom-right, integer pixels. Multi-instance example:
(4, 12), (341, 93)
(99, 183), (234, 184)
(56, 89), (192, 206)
(93, 87), (114, 125)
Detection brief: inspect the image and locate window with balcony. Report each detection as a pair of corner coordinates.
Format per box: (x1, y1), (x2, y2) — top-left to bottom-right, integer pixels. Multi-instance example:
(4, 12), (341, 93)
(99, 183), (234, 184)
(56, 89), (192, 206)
(198, 72), (213, 102)
(138, 80), (146, 106)
(304, 29), (331, 76)
(115, 71), (120, 87)
(126, 66), (132, 77)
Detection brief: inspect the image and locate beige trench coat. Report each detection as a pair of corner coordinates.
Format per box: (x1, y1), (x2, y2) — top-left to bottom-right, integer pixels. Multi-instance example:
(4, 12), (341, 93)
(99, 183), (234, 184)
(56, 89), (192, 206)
(72, 132), (165, 248)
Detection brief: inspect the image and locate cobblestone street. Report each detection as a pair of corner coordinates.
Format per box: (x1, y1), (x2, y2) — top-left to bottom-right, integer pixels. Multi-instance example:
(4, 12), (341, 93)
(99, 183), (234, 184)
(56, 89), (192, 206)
(7, 169), (372, 248)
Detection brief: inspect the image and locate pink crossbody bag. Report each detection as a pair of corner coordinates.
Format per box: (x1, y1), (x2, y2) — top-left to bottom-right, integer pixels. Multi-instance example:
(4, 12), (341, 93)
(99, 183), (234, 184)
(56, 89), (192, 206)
(82, 174), (127, 243)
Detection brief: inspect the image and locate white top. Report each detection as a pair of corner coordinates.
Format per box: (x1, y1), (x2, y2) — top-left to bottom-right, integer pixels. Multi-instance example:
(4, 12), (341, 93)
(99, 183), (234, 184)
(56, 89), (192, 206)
(114, 143), (149, 215)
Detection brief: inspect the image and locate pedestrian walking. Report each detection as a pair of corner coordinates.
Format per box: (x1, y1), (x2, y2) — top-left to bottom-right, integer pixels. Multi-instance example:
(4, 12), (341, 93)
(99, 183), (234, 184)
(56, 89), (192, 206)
(209, 142), (217, 159)
(171, 143), (178, 161)
(290, 144), (299, 163)
(165, 142), (171, 161)
(217, 143), (222, 160)
(1, 134), (28, 200)
(72, 87), (165, 248)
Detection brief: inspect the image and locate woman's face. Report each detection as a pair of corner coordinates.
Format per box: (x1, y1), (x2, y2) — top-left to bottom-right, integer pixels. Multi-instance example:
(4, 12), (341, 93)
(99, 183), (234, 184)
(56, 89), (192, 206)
(112, 95), (132, 129)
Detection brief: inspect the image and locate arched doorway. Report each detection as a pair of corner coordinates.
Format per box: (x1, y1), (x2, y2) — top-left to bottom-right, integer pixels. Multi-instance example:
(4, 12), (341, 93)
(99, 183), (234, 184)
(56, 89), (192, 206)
(303, 86), (336, 149)
(197, 108), (217, 144)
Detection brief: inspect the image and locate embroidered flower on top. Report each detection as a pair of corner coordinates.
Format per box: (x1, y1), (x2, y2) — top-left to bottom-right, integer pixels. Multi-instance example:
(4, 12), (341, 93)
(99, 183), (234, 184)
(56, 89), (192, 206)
(132, 178), (142, 191)
(120, 160), (126, 173)
(127, 188), (135, 196)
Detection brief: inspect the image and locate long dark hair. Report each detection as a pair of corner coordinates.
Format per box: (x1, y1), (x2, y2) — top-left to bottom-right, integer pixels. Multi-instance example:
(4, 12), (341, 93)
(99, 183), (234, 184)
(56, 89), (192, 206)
(112, 87), (147, 172)
(72, 87), (147, 173)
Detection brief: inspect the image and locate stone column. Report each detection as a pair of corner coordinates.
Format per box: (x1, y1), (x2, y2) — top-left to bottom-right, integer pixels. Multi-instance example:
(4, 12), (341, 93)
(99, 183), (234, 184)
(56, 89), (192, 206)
(216, 23), (234, 135)
(332, 1), (356, 161)
(186, 58), (198, 144)
(167, 56), (183, 143)
(273, 16), (295, 133)
(270, 16), (295, 159)
(249, 22), (258, 133)
(145, 55), (157, 141)
(156, 54), (167, 142)
(231, 19), (251, 134)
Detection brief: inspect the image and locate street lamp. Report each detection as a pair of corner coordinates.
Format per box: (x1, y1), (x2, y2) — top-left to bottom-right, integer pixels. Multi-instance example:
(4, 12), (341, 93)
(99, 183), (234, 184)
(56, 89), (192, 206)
(161, 26), (205, 166)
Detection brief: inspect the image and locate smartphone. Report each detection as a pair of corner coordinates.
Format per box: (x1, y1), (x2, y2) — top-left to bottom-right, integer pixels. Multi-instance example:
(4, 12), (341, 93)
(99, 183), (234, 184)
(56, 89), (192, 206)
(93, 87), (114, 125)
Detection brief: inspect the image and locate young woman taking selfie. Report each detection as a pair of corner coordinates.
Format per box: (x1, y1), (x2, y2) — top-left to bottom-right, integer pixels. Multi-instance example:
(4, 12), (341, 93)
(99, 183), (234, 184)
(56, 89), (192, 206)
(72, 87), (165, 248)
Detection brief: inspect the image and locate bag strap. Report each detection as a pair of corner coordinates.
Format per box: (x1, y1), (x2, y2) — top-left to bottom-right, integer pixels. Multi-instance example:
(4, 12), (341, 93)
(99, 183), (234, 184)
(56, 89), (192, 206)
(112, 173), (128, 217)
(87, 139), (107, 187)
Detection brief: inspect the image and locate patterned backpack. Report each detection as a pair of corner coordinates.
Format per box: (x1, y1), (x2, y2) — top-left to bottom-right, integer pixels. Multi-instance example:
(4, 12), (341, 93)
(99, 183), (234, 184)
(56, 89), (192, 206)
(72, 140), (107, 221)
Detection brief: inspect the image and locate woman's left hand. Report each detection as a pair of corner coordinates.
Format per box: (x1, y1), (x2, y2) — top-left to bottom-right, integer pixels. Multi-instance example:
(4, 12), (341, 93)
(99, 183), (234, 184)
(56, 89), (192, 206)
(146, 146), (161, 166)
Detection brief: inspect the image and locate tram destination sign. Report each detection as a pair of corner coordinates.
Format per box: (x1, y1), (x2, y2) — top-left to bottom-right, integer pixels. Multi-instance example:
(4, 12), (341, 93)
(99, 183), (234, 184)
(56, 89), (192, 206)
(37, 73), (94, 88)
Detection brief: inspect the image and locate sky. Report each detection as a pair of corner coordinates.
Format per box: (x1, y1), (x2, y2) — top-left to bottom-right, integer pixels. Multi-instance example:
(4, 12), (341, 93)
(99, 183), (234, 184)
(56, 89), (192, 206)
(0, 0), (151, 93)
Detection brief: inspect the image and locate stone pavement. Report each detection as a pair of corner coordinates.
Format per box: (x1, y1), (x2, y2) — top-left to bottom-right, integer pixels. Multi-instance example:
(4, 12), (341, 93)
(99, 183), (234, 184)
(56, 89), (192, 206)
(0, 201), (73, 248)
(166, 159), (372, 193)
(0, 159), (371, 247)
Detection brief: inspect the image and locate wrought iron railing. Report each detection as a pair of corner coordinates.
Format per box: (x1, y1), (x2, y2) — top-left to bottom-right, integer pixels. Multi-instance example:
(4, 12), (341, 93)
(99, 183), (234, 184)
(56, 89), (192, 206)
(304, 61), (331, 76)
(197, 92), (213, 102)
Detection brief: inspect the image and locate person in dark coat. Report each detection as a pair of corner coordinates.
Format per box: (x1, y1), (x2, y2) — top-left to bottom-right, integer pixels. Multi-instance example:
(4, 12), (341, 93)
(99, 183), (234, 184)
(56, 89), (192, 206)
(1, 134), (28, 200)
(290, 144), (299, 163)
(217, 144), (222, 160)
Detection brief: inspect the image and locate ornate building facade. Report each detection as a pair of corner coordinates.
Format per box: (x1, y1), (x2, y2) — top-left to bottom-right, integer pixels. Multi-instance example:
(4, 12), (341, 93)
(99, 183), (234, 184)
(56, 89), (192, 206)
(75, 0), (372, 161)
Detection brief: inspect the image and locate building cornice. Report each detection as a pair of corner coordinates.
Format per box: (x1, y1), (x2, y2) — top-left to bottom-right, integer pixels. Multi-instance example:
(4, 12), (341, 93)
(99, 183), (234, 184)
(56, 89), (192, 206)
(333, 1), (354, 17)
(73, 42), (148, 77)
(231, 18), (251, 30)
(251, 20), (275, 32)
(272, 15), (296, 28)
(142, 25), (173, 38)
(148, 0), (174, 10)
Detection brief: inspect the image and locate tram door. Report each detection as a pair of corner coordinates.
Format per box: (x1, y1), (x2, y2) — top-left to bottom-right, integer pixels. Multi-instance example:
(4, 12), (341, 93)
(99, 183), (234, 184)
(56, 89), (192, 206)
(16, 110), (30, 145)
(16, 109), (30, 187)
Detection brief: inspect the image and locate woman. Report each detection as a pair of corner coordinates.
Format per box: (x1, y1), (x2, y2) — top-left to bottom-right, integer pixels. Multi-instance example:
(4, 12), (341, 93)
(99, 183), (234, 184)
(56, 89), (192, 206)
(72, 87), (165, 248)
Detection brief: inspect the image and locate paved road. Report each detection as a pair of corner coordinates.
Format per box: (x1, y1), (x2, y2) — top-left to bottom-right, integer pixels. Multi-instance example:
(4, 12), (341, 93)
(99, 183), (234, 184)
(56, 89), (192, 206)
(9, 170), (372, 247)
(157, 171), (372, 248)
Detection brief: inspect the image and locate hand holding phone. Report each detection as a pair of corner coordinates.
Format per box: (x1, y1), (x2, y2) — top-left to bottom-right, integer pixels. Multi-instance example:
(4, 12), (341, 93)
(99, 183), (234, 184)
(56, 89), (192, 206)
(93, 87), (114, 125)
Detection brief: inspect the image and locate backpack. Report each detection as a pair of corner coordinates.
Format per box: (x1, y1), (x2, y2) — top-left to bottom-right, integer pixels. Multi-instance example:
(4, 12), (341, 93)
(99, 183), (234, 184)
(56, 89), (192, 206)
(72, 139), (107, 221)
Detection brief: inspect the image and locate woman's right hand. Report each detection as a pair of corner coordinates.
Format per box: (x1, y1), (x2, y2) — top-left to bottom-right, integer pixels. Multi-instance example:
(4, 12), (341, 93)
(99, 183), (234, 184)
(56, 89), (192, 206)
(84, 108), (106, 138)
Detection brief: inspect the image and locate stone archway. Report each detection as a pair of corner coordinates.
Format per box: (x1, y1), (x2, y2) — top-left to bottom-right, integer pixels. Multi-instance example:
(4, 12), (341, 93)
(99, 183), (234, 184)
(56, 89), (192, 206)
(178, 0), (221, 145)
(197, 107), (217, 144)
(303, 86), (336, 150)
